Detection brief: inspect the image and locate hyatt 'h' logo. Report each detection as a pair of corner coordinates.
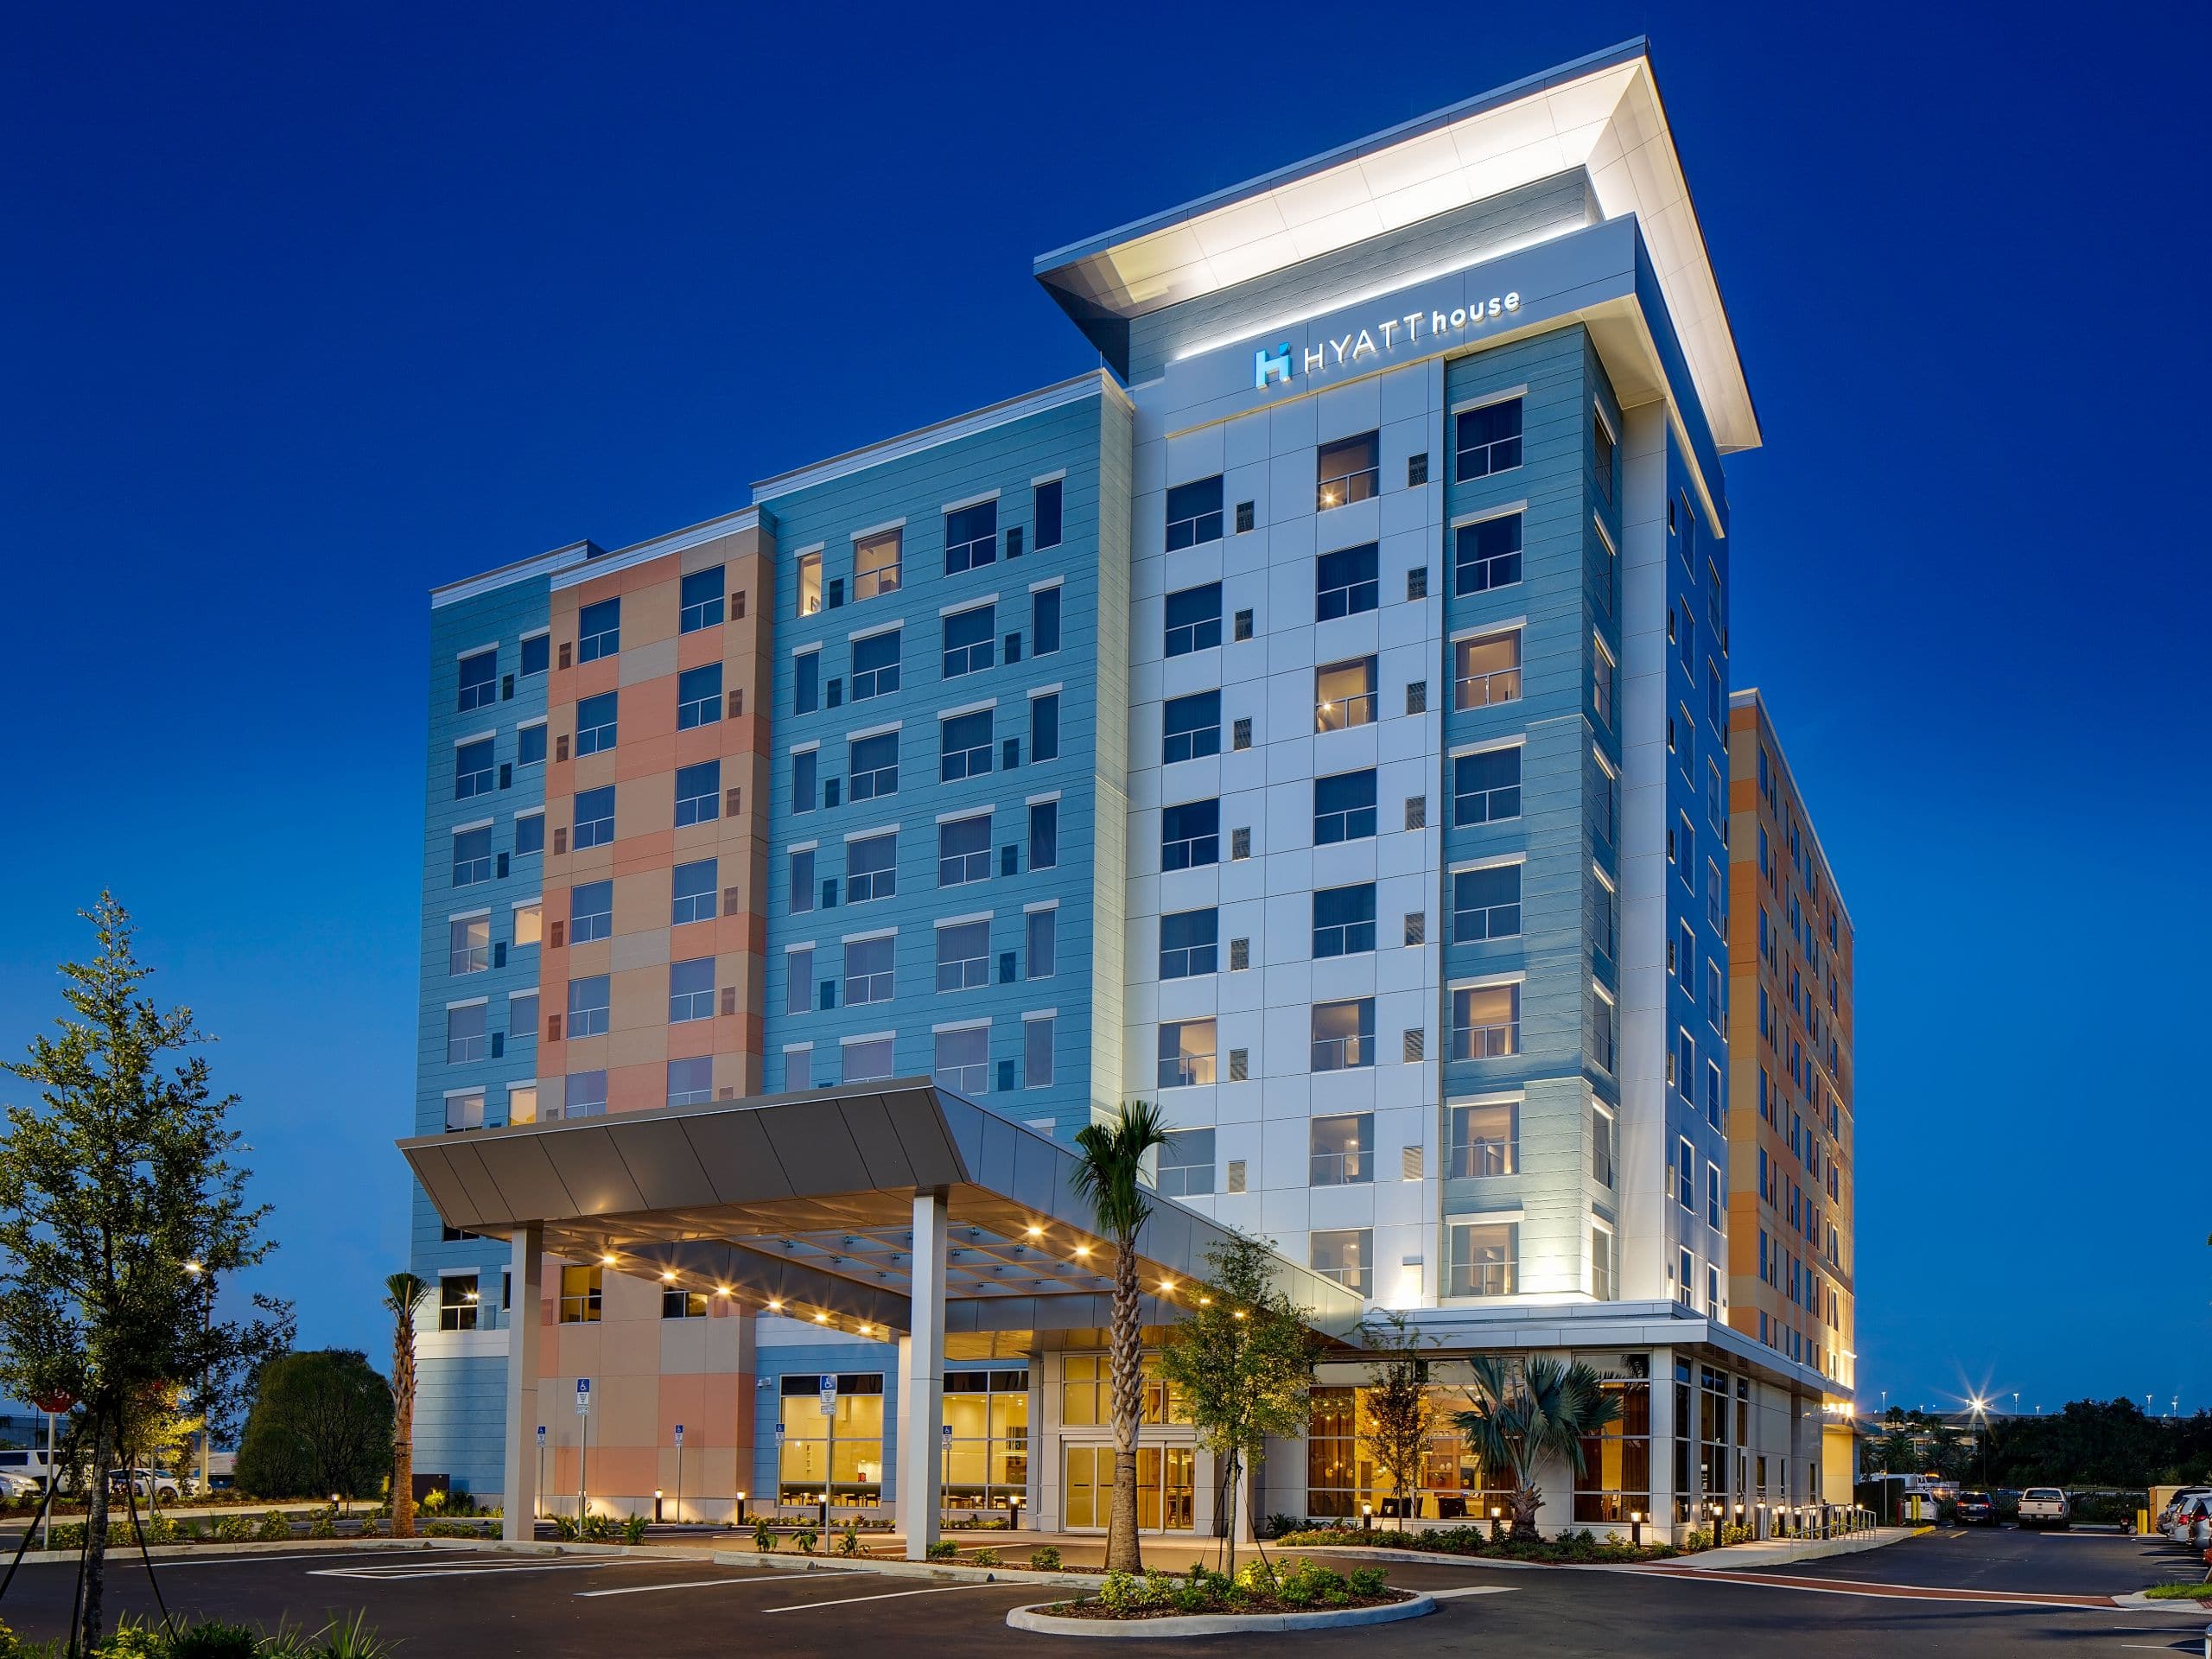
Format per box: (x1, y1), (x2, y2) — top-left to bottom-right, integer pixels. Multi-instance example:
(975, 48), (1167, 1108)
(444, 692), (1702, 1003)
(1253, 342), (1293, 389)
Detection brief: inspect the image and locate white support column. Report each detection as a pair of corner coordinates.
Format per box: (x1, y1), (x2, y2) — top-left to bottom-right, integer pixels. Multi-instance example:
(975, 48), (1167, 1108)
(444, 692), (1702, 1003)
(500, 1223), (543, 1543)
(900, 1190), (947, 1560)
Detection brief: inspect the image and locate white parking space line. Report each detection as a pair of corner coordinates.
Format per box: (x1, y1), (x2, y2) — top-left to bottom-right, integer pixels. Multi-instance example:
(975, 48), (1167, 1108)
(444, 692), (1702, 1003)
(310, 1559), (625, 1581)
(112, 1551), (467, 1571)
(1427, 1586), (1516, 1599)
(577, 1573), (810, 1598)
(763, 1582), (999, 1614)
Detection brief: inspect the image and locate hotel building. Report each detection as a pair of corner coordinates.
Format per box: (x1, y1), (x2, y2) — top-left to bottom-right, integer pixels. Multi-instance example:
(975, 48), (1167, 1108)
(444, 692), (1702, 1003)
(404, 40), (1859, 1548)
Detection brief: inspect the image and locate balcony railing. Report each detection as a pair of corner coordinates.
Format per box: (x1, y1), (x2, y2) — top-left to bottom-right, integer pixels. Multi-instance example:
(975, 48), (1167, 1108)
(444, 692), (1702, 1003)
(1451, 1021), (1519, 1060)
(1317, 466), (1378, 512)
(1310, 1033), (1375, 1072)
(1308, 1149), (1375, 1185)
(1454, 665), (1522, 709)
(1447, 1141), (1516, 1179)
(1314, 690), (1375, 733)
(1158, 1055), (1216, 1090)
(1315, 577), (1378, 621)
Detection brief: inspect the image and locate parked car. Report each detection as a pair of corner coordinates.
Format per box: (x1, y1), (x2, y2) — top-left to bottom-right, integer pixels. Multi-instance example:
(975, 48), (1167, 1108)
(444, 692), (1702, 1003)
(105, 1468), (181, 1501)
(2164, 1494), (2212, 1547)
(0, 1451), (65, 1491)
(2018, 1487), (2071, 1529)
(2158, 1487), (2212, 1531)
(0, 1471), (41, 1499)
(1955, 1490), (1997, 1526)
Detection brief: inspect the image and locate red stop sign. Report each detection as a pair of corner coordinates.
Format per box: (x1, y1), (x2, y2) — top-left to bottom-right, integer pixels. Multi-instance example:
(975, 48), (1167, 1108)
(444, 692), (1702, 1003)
(32, 1392), (73, 1414)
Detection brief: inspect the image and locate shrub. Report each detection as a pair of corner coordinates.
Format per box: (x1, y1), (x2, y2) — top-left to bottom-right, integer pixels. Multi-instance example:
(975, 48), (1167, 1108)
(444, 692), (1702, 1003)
(1098, 1571), (1141, 1611)
(319, 1609), (396, 1659)
(622, 1513), (648, 1546)
(48, 1522), (87, 1551)
(1232, 1557), (1277, 1597)
(1028, 1545), (1061, 1571)
(424, 1521), (480, 1538)
(836, 1522), (861, 1557)
(752, 1518), (776, 1553)
(1276, 1559), (1350, 1608)
(91, 1616), (162, 1657)
(970, 1548), (998, 1567)
(1259, 1512), (1303, 1541)
(551, 1514), (580, 1542)
(1681, 1528), (1712, 1552)
(792, 1527), (817, 1555)
(1347, 1567), (1389, 1597)
(256, 1510), (293, 1542)
(1721, 1524), (1751, 1546)
(165, 1618), (261, 1659)
(579, 1512), (616, 1544)
(307, 1509), (338, 1540)
(214, 1515), (254, 1543)
(925, 1539), (957, 1561)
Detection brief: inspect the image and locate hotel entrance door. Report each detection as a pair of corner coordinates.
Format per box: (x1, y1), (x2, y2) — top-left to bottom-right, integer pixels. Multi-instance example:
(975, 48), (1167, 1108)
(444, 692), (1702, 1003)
(1062, 1444), (1194, 1531)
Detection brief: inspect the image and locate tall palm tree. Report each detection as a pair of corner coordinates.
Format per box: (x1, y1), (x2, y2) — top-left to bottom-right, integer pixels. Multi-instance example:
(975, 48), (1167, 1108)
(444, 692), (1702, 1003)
(383, 1272), (429, 1539)
(1450, 1356), (1620, 1541)
(1070, 1101), (1169, 1574)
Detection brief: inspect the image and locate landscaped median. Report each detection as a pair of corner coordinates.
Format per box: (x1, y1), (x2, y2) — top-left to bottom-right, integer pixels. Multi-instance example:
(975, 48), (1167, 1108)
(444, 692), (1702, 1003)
(1007, 1558), (1432, 1637)
(1274, 1523), (1681, 1564)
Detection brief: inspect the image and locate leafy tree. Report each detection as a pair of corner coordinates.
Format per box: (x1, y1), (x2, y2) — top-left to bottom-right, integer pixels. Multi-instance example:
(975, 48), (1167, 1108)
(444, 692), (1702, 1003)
(384, 1274), (429, 1538)
(235, 1350), (393, 1498)
(0, 897), (292, 1650)
(1157, 1230), (1317, 1573)
(1357, 1312), (1433, 1530)
(1450, 1356), (1620, 1540)
(1069, 1100), (1168, 1574)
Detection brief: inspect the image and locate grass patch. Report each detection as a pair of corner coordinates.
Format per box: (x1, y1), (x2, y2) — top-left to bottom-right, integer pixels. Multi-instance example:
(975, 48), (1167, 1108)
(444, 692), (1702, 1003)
(2145, 1582), (2212, 1601)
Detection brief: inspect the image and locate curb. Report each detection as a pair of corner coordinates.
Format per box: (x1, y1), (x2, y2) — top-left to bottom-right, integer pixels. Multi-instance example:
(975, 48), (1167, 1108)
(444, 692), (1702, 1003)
(708, 1548), (1104, 1591)
(0, 1536), (499, 1567)
(1658, 1529), (1913, 1571)
(1006, 1592), (1433, 1638)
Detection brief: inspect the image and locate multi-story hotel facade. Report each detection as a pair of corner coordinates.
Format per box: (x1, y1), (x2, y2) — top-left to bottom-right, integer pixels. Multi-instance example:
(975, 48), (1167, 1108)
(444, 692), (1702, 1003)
(404, 40), (1860, 1545)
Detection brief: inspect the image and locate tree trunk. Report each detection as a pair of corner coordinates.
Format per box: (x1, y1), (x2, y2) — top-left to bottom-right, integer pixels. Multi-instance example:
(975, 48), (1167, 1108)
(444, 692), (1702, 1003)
(1222, 1453), (1241, 1579)
(1104, 1241), (1143, 1573)
(81, 1411), (113, 1652)
(392, 1310), (416, 1539)
(1510, 1482), (1541, 1541)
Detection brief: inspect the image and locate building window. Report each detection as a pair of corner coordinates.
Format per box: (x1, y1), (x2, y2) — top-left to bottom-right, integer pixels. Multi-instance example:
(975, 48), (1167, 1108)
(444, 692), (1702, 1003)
(675, 761), (720, 827)
(566, 975), (609, 1039)
(939, 711), (993, 782)
(1162, 691), (1220, 764)
(1033, 479), (1064, 550)
(943, 605), (995, 677)
(1030, 692), (1059, 762)
(457, 650), (497, 713)
(934, 1024), (989, 1095)
(1591, 984), (1617, 1074)
(1158, 907), (1218, 979)
(1312, 884), (1376, 958)
(573, 785), (615, 849)
(662, 1284), (709, 1319)
(1592, 1101), (1616, 1187)
(560, 1070), (607, 1120)
(1026, 907), (1055, 979)
(1314, 656), (1376, 732)
(938, 813), (991, 887)
(851, 629), (900, 701)
(1707, 1161), (1725, 1231)
(944, 499), (998, 574)
(795, 649), (821, 715)
(672, 664), (721, 732)
(1029, 800), (1058, 869)
(1033, 585), (1062, 654)
(1452, 864), (1522, 943)
(782, 1045), (812, 1090)
(438, 1274), (480, 1330)
(1592, 1224), (1616, 1301)
(454, 738), (494, 799)
(576, 599), (620, 663)
(1314, 543), (1379, 621)
(1160, 798), (1219, 870)
(449, 916), (490, 976)
(1157, 1020), (1215, 1089)
(1308, 1113), (1374, 1185)
(792, 747), (817, 813)
(442, 1082), (484, 1129)
(1310, 1229), (1374, 1296)
(508, 991), (537, 1041)
(846, 832), (897, 903)
(679, 564), (725, 632)
(1675, 1027), (1696, 1096)
(1453, 630), (1522, 709)
(838, 935), (893, 1007)
(790, 849), (815, 914)
(1452, 747), (1522, 826)
(520, 632), (550, 677)
(1706, 1058), (1725, 1129)
(1446, 1222), (1517, 1297)
(515, 811), (544, 857)
(1022, 1014), (1054, 1088)
(1165, 476), (1224, 550)
(573, 692), (618, 757)
(1453, 513), (1522, 595)
(1455, 397), (1522, 480)
(569, 880), (613, 943)
(1313, 769), (1376, 845)
(1451, 983), (1519, 1059)
(1309, 999), (1375, 1072)
(841, 1036), (895, 1084)
(796, 550), (823, 616)
(1592, 410), (1616, 502)
(936, 920), (989, 993)
(1592, 634), (1617, 726)
(786, 946), (813, 1016)
(518, 722), (547, 767)
(1448, 1101), (1516, 1179)
(668, 957), (715, 1023)
(849, 733), (899, 802)
(1157, 1128), (1214, 1198)
(1164, 582), (1223, 656)
(668, 1056), (713, 1107)
(854, 530), (902, 601)
(671, 858), (717, 926)
(1316, 432), (1379, 511)
(558, 1264), (602, 1324)
(1676, 1137), (1696, 1210)
(513, 900), (542, 946)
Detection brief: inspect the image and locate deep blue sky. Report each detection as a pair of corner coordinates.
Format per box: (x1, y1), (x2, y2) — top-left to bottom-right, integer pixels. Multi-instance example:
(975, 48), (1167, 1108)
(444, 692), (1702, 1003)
(3, 2), (2204, 1417)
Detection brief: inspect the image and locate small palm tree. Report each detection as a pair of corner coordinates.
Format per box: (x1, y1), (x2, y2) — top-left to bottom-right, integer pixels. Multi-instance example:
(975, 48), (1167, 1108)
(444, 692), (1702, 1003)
(1451, 1356), (1620, 1541)
(383, 1273), (429, 1539)
(1070, 1101), (1169, 1575)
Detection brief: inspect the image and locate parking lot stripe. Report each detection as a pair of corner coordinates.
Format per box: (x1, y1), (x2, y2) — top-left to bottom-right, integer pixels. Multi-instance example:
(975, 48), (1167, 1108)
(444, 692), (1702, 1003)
(762, 1582), (998, 1614)
(1426, 1586), (1516, 1599)
(578, 1575), (809, 1598)
(309, 1559), (624, 1581)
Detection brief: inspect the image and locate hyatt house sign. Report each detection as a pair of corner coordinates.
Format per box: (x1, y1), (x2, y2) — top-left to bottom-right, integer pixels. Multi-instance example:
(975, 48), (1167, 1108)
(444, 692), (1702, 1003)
(1254, 291), (1522, 390)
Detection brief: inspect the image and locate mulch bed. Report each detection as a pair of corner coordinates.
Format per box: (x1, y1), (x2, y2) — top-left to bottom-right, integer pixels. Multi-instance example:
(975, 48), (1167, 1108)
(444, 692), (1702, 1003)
(1043, 1588), (1414, 1620)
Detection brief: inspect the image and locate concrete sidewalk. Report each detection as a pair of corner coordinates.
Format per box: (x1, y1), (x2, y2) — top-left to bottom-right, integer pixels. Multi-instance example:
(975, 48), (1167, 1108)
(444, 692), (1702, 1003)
(1643, 1525), (1921, 1570)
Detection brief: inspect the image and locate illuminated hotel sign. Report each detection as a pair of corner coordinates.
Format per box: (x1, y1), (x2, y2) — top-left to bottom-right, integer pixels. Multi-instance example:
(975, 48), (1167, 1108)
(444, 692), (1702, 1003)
(1254, 291), (1522, 389)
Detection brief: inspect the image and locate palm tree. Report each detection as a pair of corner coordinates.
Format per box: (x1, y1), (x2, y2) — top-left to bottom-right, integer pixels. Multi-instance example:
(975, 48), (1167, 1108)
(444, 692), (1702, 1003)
(1450, 1356), (1621, 1541)
(383, 1272), (429, 1539)
(1070, 1101), (1169, 1574)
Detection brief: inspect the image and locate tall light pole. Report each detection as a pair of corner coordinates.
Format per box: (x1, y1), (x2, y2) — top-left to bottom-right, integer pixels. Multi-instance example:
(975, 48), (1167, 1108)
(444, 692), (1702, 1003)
(1968, 1397), (1988, 1489)
(183, 1261), (212, 1496)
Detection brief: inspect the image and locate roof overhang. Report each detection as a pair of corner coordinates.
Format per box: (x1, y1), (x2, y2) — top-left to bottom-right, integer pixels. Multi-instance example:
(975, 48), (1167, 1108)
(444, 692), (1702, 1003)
(399, 1079), (1366, 1345)
(1034, 39), (1758, 454)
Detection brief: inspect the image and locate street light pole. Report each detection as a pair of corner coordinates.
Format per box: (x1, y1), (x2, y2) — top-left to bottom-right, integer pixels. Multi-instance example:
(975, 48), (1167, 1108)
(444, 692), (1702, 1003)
(184, 1262), (213, 1496)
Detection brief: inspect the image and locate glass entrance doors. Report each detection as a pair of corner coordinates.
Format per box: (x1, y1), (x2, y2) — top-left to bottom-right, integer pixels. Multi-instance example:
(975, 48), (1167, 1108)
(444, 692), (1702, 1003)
(1062, 1444), (1194, 1531)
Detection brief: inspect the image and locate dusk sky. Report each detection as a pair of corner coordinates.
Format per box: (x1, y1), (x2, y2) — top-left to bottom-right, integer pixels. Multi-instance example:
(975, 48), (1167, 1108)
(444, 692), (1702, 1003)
(3, 1), (2203, 1417)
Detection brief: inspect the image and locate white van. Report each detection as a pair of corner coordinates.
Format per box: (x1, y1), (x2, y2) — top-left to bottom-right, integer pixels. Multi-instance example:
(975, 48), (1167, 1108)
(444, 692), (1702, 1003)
(0, 1451), (64, 1491)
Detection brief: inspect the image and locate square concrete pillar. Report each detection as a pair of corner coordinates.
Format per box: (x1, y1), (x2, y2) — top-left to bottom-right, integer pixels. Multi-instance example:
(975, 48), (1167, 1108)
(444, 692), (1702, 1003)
(500, 1224), (543, 1543)
(900, 1191), (947, 1560)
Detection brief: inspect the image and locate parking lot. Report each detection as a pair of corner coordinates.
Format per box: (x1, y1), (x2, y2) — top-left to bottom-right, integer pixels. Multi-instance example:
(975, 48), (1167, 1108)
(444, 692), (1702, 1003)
(0, 1529), (2198, 1656)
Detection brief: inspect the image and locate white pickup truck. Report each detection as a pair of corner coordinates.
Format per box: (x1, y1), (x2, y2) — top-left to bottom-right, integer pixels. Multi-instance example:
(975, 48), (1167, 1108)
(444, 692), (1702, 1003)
(2018, 1487), (2071, 1529)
